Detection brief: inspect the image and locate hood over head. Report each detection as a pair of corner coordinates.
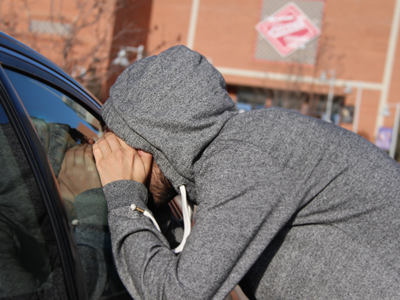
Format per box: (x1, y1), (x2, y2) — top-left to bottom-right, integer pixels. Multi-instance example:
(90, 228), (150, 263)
(102, 45), (238, 202)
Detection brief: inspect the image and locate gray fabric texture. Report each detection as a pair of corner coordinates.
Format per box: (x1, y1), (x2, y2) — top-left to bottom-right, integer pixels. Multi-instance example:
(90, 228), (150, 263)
(102, 45), (400, 300)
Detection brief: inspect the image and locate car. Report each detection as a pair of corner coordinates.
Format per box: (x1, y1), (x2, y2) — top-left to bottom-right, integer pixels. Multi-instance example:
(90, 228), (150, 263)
(0, 31), (134, 300)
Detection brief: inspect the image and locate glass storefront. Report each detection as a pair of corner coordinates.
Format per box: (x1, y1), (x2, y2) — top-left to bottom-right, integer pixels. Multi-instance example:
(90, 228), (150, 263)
(230, 85), (353, 125)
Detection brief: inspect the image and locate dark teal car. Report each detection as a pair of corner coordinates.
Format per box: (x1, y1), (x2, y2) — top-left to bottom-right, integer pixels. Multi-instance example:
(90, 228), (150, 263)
(0, 31), (132, 300)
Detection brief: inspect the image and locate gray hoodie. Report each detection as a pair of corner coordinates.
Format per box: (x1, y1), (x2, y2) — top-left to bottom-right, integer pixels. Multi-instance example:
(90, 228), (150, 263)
(101, 45), (400, 300)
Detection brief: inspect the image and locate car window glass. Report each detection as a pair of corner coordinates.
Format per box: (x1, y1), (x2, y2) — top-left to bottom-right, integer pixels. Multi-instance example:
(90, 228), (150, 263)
(3, 68), (131, 300)
(0, 101), (68, 299)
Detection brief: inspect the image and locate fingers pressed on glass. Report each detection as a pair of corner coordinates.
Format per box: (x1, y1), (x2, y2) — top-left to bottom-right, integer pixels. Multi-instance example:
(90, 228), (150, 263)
(64, 145), (78, 167)
(84, 144), (95, 166)
(74, 144), (86, 166)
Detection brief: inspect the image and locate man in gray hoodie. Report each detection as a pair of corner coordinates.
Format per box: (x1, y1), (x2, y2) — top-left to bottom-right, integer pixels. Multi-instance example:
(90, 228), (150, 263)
(93, 45), (400, 300)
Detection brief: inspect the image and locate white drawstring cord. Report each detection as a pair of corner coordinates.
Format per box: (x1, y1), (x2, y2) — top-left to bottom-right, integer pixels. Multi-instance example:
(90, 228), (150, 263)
(130, 204), (161, 232)
(172, 185), (193, 254)
(130, 184), (192, 254)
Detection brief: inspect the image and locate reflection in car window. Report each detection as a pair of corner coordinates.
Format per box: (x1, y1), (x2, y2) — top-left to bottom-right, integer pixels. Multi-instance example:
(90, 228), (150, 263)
(4, 69), (131, 300)
(0, 101), (67, 299)
(5, 69), (101, 142)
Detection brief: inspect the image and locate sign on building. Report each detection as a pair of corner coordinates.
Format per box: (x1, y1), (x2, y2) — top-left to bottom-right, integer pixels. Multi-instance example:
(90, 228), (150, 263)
(255, 2), (322, 59)
(376, 127), (393, 151)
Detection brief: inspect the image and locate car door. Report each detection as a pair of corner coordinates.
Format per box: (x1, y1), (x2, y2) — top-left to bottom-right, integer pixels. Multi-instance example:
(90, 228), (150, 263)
(0, 44), (132, 299)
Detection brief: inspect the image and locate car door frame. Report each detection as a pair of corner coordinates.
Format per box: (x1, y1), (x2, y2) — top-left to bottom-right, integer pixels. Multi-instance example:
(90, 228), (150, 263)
(0, 43), (103, 300)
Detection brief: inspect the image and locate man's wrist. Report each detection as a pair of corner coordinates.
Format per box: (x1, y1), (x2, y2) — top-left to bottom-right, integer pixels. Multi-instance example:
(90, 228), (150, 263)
(103, 180), (149, 211)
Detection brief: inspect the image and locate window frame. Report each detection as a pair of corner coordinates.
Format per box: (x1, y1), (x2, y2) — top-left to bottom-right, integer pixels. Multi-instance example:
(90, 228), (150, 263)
(0, 47), (102, 300)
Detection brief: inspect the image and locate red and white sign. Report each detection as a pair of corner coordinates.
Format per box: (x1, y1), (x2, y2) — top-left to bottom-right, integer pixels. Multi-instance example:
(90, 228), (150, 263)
(256, 3), (321, 57)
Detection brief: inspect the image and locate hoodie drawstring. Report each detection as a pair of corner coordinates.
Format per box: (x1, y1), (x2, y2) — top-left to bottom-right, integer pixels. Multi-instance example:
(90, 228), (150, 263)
(130, 204), (161, 231)
(172, 185), (193, 253)
(130, 185), (192, 254)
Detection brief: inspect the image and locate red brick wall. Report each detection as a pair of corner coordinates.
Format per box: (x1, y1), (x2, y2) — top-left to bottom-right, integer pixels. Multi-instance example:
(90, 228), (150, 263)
(118, 0), (400, 142)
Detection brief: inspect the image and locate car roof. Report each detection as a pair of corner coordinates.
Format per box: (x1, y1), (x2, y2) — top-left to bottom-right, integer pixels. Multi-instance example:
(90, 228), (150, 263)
(0, 31), (101, 106)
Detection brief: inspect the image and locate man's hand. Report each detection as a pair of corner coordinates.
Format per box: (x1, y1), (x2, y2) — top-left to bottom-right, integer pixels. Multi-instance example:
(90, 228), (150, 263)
(92, 132), (153, 186)
(58, 144), (102, 203)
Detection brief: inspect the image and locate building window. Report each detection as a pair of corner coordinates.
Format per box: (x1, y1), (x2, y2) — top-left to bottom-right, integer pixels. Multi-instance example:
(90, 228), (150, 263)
(29, 20), (71, 36)
(234, 85), (352, 124)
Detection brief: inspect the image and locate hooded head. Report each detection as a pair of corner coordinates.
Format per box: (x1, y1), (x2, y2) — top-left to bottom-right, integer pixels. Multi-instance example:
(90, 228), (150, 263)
(102, 45), (238, 202)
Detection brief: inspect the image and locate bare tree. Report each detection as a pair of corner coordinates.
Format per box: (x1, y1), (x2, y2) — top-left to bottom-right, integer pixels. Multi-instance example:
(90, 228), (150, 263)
(0, 0), (146, 100)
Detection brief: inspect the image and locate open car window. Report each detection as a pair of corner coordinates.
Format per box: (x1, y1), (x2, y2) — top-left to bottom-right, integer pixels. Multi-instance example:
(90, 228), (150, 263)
(3, 68), (131, 300)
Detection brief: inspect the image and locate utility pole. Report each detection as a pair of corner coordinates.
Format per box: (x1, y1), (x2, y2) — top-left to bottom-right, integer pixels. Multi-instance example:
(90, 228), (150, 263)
(324, 70), (336, 122)
(390, 103), (400, 158)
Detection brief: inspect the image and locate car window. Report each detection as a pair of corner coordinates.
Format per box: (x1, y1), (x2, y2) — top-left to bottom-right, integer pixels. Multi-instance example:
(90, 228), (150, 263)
(3, 68), (131, 300)
(0, 101), (68, 299)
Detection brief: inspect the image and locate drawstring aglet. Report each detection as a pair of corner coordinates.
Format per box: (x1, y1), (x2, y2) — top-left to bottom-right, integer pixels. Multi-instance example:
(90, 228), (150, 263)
(130, 204), (161, 232)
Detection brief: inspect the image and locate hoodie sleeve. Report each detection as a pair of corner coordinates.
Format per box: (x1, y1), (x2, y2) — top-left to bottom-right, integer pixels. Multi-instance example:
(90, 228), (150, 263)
(103, 180), (198, 299)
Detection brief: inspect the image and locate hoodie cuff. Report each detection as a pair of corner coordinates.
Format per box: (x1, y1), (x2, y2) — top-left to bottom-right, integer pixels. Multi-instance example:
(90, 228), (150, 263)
(102, 180), (148, 212)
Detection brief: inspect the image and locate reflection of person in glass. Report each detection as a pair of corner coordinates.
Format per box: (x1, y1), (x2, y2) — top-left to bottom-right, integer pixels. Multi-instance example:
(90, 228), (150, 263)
(58, 142), (101, 219)
(57, 141), (112, 300)
(0, 118), (111, 299)
(0, 119), (73, 298)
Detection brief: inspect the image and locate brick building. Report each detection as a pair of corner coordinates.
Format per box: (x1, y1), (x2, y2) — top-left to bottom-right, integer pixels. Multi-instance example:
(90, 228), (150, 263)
(2, 0), (400, 150)
(0, 0), (120, 99)
(107, 0), (400, 152)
